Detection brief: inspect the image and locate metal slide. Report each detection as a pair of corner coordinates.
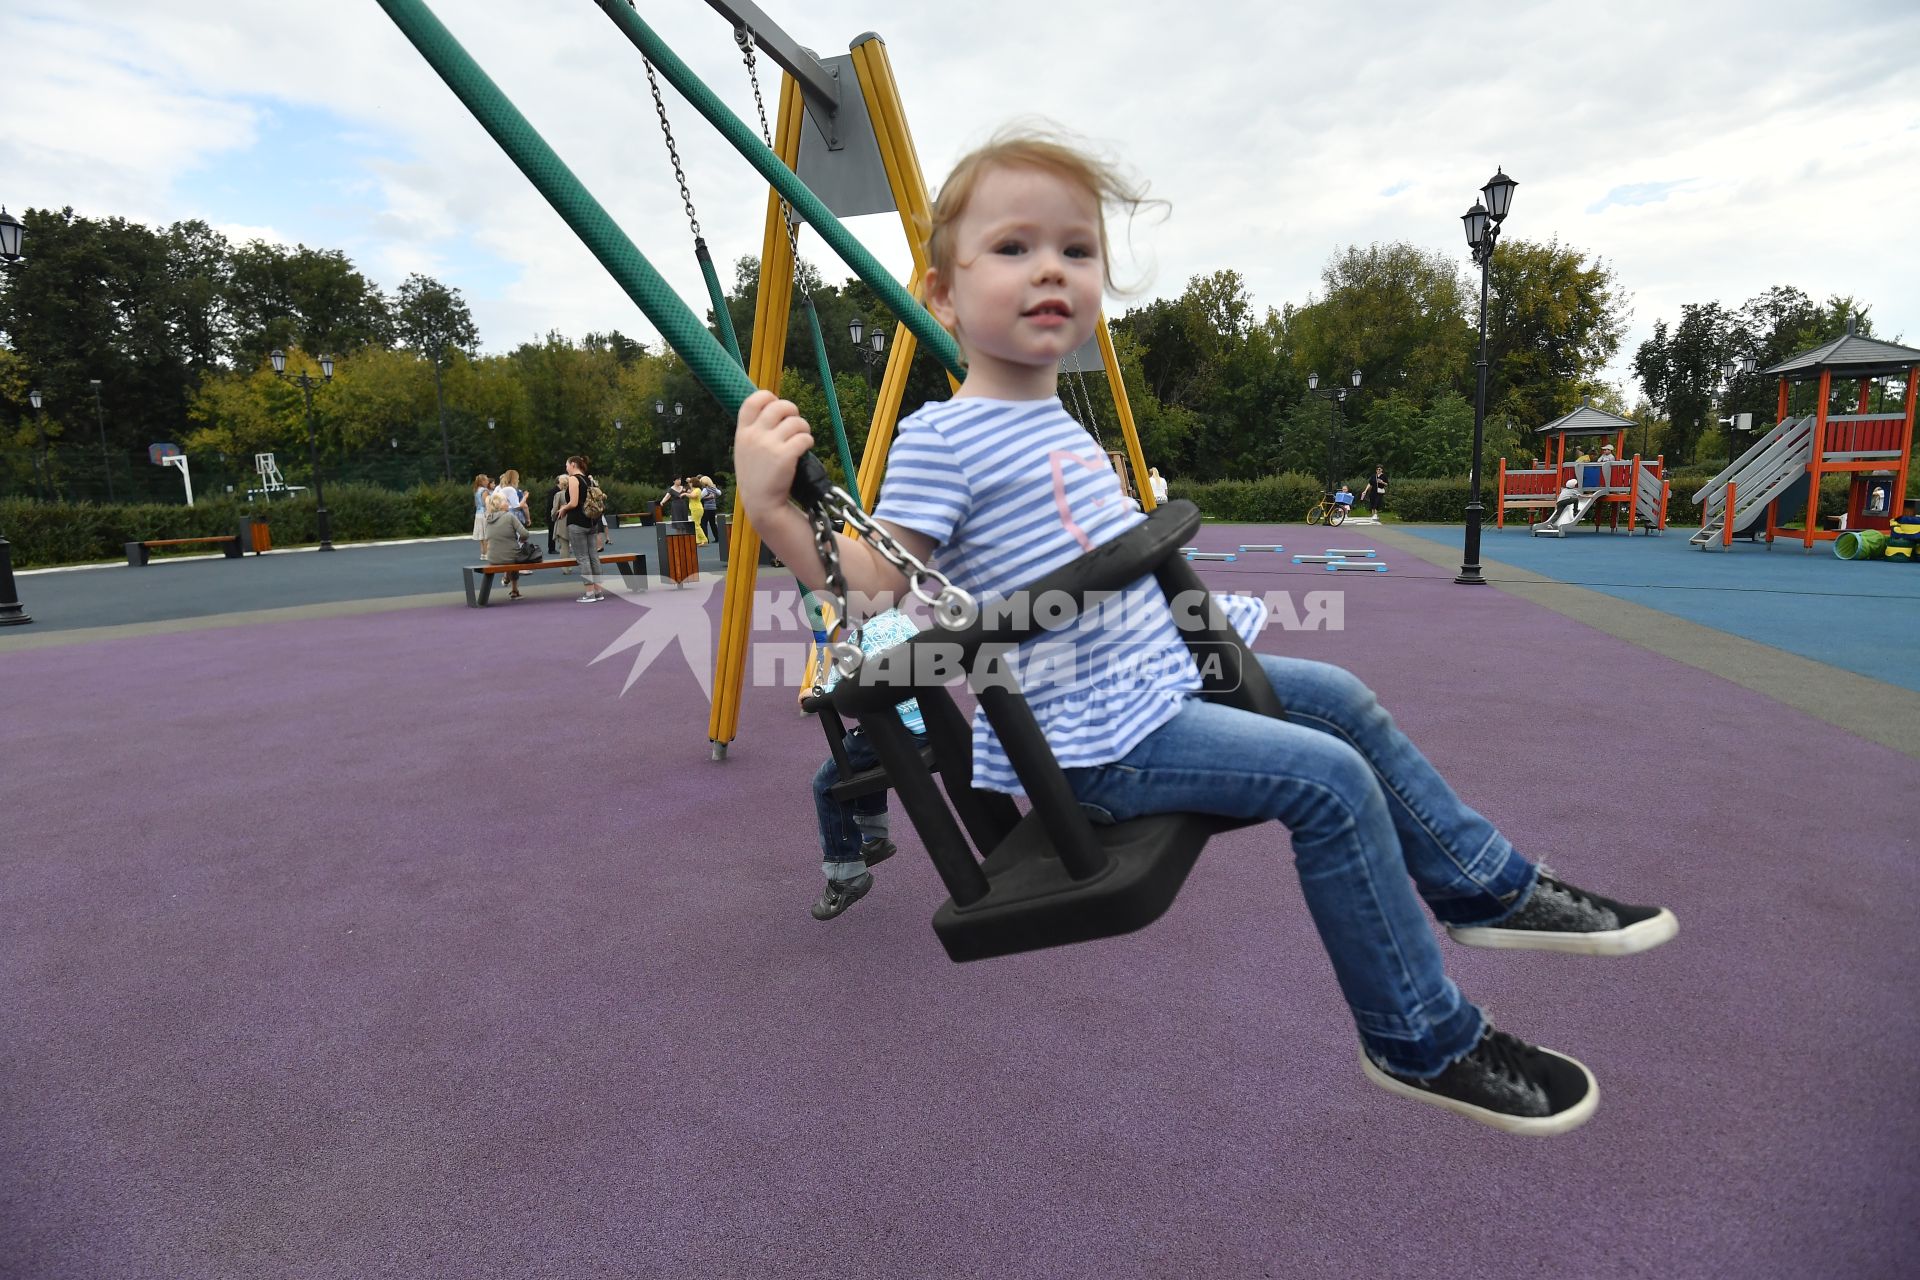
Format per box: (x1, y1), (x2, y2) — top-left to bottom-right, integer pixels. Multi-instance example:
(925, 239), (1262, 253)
(1531, 488), (1606, 537)
(1689, 415), (1816, 548)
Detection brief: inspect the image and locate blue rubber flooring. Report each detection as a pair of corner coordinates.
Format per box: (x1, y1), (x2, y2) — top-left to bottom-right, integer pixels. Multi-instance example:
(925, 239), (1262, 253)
(1397, 523), (1920, 692)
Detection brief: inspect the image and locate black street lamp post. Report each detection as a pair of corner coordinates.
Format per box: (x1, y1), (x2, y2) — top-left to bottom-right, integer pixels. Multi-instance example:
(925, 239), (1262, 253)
(1455, 167), (1518, 585)
(1714, 353), (1758, 461)
(89, 379), (115, 503)
(0, 382), (29, 618)
(271, 349), (336, 550)
(655, 398), (683, 459)
(0, 213), (35, 623)
(1306, 369), (1363, 494)
(29, 388), (49, 500)
(847, 316), (887, 383)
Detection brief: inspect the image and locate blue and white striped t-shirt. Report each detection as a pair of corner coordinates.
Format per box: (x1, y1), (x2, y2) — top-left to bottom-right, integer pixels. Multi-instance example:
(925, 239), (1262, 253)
(874, 397), (1266, 795)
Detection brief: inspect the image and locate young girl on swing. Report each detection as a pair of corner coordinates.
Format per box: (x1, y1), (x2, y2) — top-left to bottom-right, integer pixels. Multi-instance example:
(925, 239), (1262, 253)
(735, 129), (1675, 1135)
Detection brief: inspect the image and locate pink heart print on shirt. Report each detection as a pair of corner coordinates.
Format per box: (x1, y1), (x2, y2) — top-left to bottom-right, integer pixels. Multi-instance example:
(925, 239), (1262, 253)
(1049, 449), (1113, 552)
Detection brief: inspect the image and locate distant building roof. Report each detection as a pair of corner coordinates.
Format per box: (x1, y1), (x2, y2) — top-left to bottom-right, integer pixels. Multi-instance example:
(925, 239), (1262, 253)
(1534, 401), (1637, 436)
(1762, 331), (1920, 380)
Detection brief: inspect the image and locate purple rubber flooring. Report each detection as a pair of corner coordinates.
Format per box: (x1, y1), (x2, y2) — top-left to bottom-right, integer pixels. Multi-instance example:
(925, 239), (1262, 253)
(4, 544), (1917, 1279)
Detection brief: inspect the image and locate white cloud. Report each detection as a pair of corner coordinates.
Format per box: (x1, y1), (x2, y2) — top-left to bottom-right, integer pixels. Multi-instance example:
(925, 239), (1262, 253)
(6, 0), (1919, 401)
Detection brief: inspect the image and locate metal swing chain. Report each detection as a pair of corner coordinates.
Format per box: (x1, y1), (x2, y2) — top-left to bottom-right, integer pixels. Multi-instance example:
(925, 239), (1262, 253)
(736, 25), (975, 673)
(1065, 349), (1106, 449)
(737, 28), (804, 278)
(643, 57), (702, 241)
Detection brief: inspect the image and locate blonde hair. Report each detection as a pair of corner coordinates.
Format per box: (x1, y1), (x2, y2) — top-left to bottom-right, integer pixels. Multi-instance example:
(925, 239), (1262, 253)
(499, 468), (520, 488)
(485, 490), (509, 512)
(926, 126), (1159, 296)
(474, 473), (491, 489)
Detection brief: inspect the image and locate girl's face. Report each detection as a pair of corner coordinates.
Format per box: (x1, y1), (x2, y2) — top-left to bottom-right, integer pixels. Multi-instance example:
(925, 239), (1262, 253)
(927, 165), (1105, 399)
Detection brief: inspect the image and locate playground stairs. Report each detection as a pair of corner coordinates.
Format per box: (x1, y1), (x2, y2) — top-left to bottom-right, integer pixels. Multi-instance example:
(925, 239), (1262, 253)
(1633, 464), (1665, 529)
(1689, 414), (1816, 548)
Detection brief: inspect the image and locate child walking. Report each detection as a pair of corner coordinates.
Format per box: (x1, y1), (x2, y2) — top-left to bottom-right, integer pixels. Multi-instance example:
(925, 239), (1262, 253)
(735, 130), (1675, 1135)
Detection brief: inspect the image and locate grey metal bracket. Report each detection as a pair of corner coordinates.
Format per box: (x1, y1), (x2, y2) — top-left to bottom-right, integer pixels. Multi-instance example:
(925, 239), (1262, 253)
(705, 0), (843, 148)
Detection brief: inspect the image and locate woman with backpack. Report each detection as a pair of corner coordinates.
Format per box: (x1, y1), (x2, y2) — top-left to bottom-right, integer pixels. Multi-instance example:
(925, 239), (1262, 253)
(558, 454), (607, 603)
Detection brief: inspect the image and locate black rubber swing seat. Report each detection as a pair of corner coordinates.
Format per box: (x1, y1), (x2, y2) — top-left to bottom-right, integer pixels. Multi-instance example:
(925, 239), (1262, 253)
(824, 500), (1286, 962)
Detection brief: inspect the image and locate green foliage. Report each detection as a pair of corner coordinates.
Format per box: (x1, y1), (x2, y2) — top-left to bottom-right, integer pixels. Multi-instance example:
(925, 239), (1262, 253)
(1285, 243), (1474, 416)
(1177, 473), (1324, 521)
(1485, 238), (1627, 427)
(1633, 285), (1883, 464)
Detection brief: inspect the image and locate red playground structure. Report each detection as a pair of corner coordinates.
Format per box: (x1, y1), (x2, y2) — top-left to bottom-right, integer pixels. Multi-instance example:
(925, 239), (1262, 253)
(1494, 401), (1668, 537)
(1688, 323), (1919, 552)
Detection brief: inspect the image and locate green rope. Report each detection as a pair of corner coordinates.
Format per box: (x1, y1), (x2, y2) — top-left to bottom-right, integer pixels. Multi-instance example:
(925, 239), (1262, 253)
(695, 240), (744, 366)
(801, 297), (862, 508)
(375, 0), (757, 414)
(591, 0), (965, 381)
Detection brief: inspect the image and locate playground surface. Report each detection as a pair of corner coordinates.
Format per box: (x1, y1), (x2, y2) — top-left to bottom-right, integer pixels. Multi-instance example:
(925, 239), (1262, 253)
(1394, 521), (1920, 693)
(3, 522), (1916, 1279)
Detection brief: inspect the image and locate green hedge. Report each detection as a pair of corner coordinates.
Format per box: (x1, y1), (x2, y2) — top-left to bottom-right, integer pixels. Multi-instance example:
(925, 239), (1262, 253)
(0, 463), (1884, 569)
(1, 477), (711, 568)
(1175, 474), (1475, 523)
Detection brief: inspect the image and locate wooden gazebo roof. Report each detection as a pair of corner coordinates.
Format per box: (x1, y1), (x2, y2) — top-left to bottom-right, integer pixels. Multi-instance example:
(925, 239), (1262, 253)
(1761, 331), (1920, 382)
(1533, 401), (1637, 437)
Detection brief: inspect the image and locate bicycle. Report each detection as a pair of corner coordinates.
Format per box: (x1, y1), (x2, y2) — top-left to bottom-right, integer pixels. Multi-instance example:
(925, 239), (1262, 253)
(1305, 494), (1350, 527)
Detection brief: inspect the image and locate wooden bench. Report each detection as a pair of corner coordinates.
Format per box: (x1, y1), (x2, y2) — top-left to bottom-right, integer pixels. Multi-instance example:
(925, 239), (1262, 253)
(126, 535), (242, 566)
(462, 552), (647, 607)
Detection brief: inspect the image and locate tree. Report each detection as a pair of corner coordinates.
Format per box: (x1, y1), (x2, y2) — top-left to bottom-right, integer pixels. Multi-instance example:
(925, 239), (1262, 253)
(1284, 243), (1475, 414)
(394, 273), (479, 481)
(227, 241), (393, 367)
(1416, 392), (1477, 478)
(1485, 238), (1627, 429)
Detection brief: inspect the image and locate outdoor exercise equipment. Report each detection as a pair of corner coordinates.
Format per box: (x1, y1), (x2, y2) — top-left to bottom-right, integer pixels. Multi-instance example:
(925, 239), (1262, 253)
(379, 0), (1265, 959)
(1326, 561), (1388, 573)
(1185, 552), (1236, 562)
(1238, 544), (1284, 553)
(1688, 324), (1919, 553)
(1325, 548), (1375, 558)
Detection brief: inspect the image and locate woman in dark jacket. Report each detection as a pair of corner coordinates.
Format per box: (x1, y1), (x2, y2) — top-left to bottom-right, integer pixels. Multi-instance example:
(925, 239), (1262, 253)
(1363, 465), (1388, 520)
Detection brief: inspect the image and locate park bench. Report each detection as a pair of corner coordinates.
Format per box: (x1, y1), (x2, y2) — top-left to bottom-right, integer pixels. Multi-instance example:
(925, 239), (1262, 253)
(126, 535), (242, 566)
(461, 552), (647, 607)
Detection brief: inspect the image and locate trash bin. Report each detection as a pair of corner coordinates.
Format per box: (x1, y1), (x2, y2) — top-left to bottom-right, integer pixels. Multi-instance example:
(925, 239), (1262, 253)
(237, 516), (271, 554)
(656, 521), (701, 586)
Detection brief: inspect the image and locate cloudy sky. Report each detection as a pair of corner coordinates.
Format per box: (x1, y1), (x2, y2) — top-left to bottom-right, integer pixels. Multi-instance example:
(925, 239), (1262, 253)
(7, 0), (1918, 393)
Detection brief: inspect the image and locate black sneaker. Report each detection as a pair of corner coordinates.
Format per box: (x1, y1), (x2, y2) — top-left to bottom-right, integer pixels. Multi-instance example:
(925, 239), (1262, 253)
(858, 837), (897, 868)
(1446, 872), (1677, 956)
(810, 871), (874, 922)
(1361, 1027), (1598, 1136)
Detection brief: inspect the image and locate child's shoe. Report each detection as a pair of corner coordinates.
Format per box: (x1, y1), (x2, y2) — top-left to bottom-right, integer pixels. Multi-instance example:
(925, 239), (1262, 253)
(810, 871), (874, 921)
(1361, 1026), (1597, 1136)
(858, 837), (896, 867)
(1446, 873), (1676, 956)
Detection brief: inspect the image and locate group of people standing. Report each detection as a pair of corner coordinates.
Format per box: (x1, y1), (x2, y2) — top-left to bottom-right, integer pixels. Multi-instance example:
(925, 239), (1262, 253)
(471, 457), (609, 603)
(659, 476), (724, 546)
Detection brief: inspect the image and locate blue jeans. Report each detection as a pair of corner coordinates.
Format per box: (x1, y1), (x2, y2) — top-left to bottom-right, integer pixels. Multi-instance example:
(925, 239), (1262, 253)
(813, 728), (925, 881)
(1064, 654), (1537, 1078)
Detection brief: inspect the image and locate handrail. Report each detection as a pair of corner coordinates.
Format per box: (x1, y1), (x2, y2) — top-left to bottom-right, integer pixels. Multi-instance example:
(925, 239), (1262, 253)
(1692, 415), (1803, 501)
(1692, 416), (1811, 505)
